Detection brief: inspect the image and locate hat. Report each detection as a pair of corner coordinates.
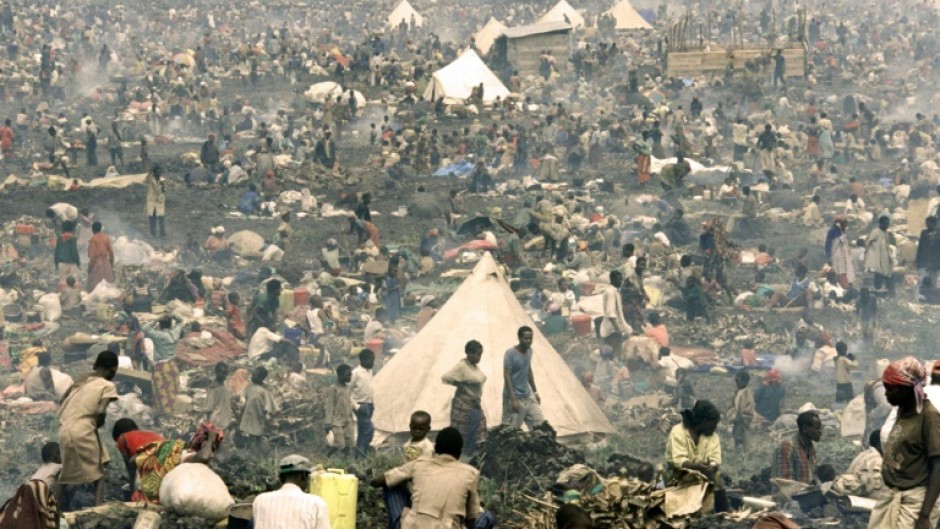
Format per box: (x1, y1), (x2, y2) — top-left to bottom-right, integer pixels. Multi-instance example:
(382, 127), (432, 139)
(278, 454), (313, 475)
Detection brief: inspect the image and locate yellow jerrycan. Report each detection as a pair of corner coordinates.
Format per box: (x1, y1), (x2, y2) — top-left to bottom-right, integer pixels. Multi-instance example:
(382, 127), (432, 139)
(310, 467), (358, 529)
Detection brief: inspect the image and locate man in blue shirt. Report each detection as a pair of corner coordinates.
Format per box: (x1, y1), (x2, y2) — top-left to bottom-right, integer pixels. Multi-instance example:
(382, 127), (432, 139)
(502, 326), (548, 430)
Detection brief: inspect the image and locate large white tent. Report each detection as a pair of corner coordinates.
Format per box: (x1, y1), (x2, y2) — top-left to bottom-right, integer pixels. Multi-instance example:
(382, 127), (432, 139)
(473, 17), (508, 55)
(604, 0), (652, 30)
(372, 253), (615, 445)
(538, 0), (585, 28)
(422, 49), (510, 104)
(386, 0), (424, 29)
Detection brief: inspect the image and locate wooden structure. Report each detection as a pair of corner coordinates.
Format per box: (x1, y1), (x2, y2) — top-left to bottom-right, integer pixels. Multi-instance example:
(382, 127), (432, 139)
(493, 21), (572, 77)
(666, 46), (806, 78)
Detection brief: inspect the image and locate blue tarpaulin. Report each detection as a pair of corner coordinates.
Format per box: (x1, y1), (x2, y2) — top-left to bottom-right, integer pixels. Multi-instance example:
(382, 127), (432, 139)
(433, 160), (474, 177)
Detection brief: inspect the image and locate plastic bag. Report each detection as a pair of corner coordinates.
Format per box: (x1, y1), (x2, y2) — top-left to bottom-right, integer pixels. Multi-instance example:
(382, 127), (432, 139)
(159, 463), (234, 520)
(37, 293), (62, 322)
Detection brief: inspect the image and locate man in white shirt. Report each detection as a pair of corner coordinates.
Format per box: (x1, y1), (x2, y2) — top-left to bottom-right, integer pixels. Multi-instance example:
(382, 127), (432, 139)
(253, 454), (331, 529)
(46, 202), (79, 231)
(247, 327), (285, 360)
(598, 270), (632, 349)
(350, 349), (375, 458)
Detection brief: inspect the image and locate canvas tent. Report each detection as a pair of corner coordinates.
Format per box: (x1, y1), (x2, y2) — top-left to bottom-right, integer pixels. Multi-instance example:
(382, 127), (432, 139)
(386, 0), (423, 29)
(372, 253), (615, 446)
(474, 17), (508, 55)
(604, 0), (652, 30)
(538, 0), (585, 28)
(422, 49), (510, 104)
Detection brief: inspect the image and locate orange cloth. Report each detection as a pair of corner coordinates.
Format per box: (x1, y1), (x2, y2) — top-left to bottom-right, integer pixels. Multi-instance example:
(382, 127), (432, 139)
(645, 325), (669, 347)
(741, 348), (758, 366)
(87, 233), (114, 266)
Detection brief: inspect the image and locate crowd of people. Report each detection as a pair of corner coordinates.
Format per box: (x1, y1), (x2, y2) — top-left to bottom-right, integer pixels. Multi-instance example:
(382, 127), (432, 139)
(3, 0), (940, 527)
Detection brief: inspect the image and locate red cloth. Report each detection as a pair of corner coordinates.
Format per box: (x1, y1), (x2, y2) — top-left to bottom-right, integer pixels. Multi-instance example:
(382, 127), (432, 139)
(116, 430), (165, 459)
(176, 330), (245, 367)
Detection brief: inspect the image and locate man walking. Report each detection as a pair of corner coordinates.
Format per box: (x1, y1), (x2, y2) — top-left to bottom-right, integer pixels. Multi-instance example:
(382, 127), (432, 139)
(145, 163), (166, 238)
(503, 326), (549, 430)
(351, 349), (375, 457)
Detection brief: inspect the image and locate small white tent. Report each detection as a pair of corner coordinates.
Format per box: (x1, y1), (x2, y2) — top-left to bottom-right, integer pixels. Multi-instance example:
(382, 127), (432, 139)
(372, 253), (615, 446)
(422, 49), (510, 104)
(473, 17), (508, 55)
(386, 0), (424, 29)
(538, 0), (585, 28)
(604, 0), (652, 30)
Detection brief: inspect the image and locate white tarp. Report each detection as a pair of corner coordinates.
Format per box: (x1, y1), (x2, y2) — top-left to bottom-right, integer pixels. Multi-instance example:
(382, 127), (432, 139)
(422, 49), (511, 104)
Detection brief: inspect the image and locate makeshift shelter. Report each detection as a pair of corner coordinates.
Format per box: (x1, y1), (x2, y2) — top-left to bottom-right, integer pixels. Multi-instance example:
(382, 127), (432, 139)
(538, 0), (585, 28)
(386, 0), (424, 29)
(372, 253), (615, 446)
(474, 17), (508, 55)
(604, 0), (652, 30)
(422, 49), (510, 104)
(494, 21), (573, 77)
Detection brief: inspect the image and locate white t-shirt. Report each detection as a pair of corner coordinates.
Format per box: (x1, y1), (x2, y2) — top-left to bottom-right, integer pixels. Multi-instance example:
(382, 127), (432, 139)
(248, 328), (283, 359)
(306, 308), (324, 335)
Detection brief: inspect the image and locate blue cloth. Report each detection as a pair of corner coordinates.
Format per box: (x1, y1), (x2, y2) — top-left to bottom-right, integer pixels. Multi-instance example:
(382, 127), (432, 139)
(355, 403), (374, 456)
(475, 511), (496, 529)
(824, 226), (841, 258)
(503, 347), (533, 399)
(383, 485), (411, 529)
(239, 191), (260, 214)
(433, 160), (474, 177)
(384, 276), (401, 322)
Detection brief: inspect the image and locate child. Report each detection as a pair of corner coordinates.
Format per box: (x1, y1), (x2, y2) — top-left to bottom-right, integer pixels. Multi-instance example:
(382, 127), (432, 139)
(205, 363), (234, 430)
(225, 292), (245, 339)
(59, 276), (82, 314)
(672, 369), (695, 409)
(727, 371), (755, 449)
(384, 411), (434, 529)
(856, 287), (877, 342)
(0, 442), (61, 527)
(30, 442), (62, 488)
(206, 278), (229, 316)
(325, 364), (355, 457)
(351, 349), (376, 458)
(288, 361), (307, 390)
(239, 366), (277, 449)
(834, 341), (858, 403)
(681, 275), (709, 322)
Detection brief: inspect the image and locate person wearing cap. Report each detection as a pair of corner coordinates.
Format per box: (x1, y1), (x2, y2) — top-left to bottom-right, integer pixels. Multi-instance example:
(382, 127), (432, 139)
(870, 357), (940, 529)
(370, 427), (481, 529)
(253, 454), (331, 529)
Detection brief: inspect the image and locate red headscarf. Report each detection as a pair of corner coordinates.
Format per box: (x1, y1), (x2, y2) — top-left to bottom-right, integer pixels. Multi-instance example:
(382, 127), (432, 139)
(763, 368), (781, 386)
(883, 357), (927, 413)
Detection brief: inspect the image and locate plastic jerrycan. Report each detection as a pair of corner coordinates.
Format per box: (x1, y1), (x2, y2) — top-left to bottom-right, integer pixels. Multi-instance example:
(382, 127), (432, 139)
(310, 466), (358, 529)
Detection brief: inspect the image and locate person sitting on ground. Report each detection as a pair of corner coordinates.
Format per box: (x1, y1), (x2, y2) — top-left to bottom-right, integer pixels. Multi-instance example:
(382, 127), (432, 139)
(773, 410), (822, 484)
(60, 276), (82, 314)
(0, 442), (61, 528)
(24, 352), (73, 402)
(238, 183), (261, 215)
(540, 302), (569, 336)
(111, 419), (222, 503)
(644, 311), (669, 346)
(754, 369), (786, 423)
(666, 400), (722, 484)
(370, 427), (482, 529)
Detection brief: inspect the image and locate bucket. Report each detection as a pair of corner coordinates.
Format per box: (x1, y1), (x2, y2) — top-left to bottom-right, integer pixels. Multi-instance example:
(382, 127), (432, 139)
(294, 287), (310, 307)
(227, 503), (253, 529)
(2, 304), (23, 323)
(365, 338), (384, 359)
(279, 288), (295, 314)
(398, 205), (408, 216)
(570, 314), (592, 337)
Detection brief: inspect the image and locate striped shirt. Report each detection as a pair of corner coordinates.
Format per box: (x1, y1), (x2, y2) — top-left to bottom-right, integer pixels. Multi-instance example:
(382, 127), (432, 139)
(253, 483), (332, 529)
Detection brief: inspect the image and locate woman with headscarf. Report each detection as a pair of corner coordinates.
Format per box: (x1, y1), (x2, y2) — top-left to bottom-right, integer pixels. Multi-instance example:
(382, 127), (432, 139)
(869, 357), (940, 529)
(204, 226), (232, 262)
(666, 400), (722, 486)
(111, 419), (223, 504)
(442, 340), (487, 460)
(754, 369), (786, 423)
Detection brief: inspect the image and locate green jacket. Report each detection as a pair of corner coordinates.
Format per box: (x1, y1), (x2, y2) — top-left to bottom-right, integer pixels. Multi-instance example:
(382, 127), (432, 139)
(54, 233), (80, 268)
